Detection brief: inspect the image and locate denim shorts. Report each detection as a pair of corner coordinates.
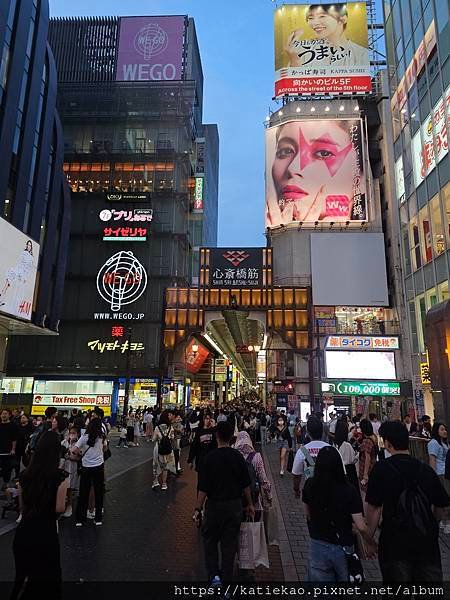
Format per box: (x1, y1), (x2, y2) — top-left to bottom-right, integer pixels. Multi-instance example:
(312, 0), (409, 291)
(308, 539), (350, 582)
(276, 439), (289, 450)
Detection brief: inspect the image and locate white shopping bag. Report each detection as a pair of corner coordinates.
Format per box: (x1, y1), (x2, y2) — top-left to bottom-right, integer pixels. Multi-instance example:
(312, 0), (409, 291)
(238, 521), (270, 569)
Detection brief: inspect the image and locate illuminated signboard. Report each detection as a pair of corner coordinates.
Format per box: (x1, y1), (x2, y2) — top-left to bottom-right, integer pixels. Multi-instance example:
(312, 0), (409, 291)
(326, 336), (399, 350)
(194, 177), (204, 211)
(325, 350), (396, 380)
(213, 358), (228, 382)
(103, 227), (148, 242)
(209, 248), (263, 288)
(322, 380), (400, 397)
(420, 362), (431, 385)
(87, 339), (145, 353)
(99, 209), (153, 223)
(33, 393), (112, 406)
(105, 192), (150, 202)
(195, 138), (205, 175)
(96, 251), (147, 312)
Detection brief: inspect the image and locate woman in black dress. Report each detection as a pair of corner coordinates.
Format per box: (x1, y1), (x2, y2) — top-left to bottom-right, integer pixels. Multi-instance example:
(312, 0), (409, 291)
(11, 430), (69, 600)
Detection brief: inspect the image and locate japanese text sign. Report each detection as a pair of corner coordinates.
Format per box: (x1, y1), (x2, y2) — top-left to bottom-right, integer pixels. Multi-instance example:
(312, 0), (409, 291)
(326, 336), (399, 350)
(208, 248), (263, 288)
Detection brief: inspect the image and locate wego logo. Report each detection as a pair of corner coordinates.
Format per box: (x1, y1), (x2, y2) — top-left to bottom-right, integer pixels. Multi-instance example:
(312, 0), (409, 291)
(134, 24), (169, 60)
(96, 251), (147, 312)
(222, 251), (250, 268)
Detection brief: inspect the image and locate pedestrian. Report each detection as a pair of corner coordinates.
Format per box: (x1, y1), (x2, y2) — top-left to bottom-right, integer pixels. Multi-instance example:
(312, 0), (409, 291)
(403, 414), (418, 435)
(428, 422), (450, 533)
(116, 425), (128, 448)
(73, 418), (107, 526)
(126, 411), (135, 446)
(334, 417), (359, 492)
(369, 413), (381, 437)
(287, 409), (297, 451)
(270, 414), (292, 476)
(418, 415), (432, 438)
(358, 418), (378, 499)
(234, 431), (272, 514)
(292, 416), (329, 496)
(60, 426), (80, 518)
(172, 412), (184, 475)
(0, 408), (17, 490)
(303, 446), (375, 582)
(11, 430), (69, 600)
(194, 421), (255, 586)
(133, 413), (141, 446)
(152, 411), (176, 490)
(144, 410), (154, 442)
(13, 414), (33, 476)
(189, 408), (200, 443)
(366, 421), (450, 581)
(188, 412), (217, 477)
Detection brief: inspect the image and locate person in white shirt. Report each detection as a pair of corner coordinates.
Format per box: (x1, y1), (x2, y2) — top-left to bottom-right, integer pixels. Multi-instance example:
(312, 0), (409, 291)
(144, 411), (154, 442)
(369, 413), (382, 437)
(293, 416), (329, 497)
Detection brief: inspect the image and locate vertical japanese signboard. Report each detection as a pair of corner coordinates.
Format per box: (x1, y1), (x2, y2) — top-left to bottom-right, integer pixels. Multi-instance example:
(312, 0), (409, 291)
(274, 3), (371, 97)
(194, 177), (204, 211)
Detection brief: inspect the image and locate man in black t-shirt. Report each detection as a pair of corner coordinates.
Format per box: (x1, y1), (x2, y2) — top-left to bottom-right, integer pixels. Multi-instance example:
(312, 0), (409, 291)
(0, 409), (18, 488)
(194, 421), (255, 585)
(366, 420), (449, 582)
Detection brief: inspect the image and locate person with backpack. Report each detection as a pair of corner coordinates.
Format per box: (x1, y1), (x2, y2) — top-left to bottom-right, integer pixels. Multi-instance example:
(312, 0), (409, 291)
(234, 431), (272, 515)
(292, 416), (329, 498)
(365, 421), (450, 582)
(151, 411), (176, 490)
(303, 446), (376, 582)
(428, 422), (450, 533)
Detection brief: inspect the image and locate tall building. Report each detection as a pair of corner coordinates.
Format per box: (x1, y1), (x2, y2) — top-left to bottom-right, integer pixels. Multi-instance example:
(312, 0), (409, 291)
(6, 15), (219, 417)
(0, 1), (70, 403)
(382, 0), (450, 419)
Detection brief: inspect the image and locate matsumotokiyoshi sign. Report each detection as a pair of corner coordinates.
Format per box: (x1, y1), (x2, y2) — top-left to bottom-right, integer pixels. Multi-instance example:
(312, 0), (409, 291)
(322, 381), (401, 397)
(326, 336), (399, 350)
(208, 248), (264, 288)
(116, 16), (185, 82)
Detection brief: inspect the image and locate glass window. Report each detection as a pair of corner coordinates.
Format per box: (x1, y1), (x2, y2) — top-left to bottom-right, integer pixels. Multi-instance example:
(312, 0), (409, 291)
(444, 182), (450, 246)
(438, 281), (449, 301)
(429, 194), (446, 256)
(418, 205), (433, 263)
(409, 216), (422, 270)
(408, 300), (419, 353)
(436, 0), (449, 34)
(411, 0), (423, 28)
(402, 225), (412, 275)
(416, 294), (426, 352)
(425, 288), (438, 309)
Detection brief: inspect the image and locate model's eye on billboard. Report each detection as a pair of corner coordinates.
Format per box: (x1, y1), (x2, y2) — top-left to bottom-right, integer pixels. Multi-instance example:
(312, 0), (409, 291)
(265, 118), (367, 228)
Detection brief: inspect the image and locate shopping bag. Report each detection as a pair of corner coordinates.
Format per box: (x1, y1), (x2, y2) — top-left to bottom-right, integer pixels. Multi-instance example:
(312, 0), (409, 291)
(238, 521), (270, 569)
(263, 506), (279, 546)
(286, 450), (294, 473)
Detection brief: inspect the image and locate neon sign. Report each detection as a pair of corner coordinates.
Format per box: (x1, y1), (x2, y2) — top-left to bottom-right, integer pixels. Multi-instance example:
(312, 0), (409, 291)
(96, 251), (147, 312)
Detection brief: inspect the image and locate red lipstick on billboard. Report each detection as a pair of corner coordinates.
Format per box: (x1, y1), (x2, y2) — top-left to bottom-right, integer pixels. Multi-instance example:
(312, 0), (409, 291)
(325, 195), (350, 217)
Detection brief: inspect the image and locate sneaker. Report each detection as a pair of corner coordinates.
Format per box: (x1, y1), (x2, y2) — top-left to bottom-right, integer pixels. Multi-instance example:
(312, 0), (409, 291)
(210, 576), (222, 587)
(62, 506), (73, 518)
(87, 510), (95, 519)
(75, 522), (83, 527)
(15, 514), (22, 524)
(94, 521), (103, 526)
(152, 481), (160, 489)
(280, 470), (284, 476)
(161, 483), (168, 491)
(440, 520), (445, 530)
(444, 524), (450, 535)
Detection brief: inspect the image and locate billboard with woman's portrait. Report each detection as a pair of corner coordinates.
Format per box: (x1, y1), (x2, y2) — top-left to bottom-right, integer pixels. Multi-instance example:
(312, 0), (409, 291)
(274, 3), (371, 96)
(265, 118), (367, 228)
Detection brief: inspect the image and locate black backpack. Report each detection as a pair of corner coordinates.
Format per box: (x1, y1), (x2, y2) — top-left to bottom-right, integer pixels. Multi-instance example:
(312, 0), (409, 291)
(157, 426), (173, 456)
(388, 462), (437, 544)
(244, 452), (260, 505)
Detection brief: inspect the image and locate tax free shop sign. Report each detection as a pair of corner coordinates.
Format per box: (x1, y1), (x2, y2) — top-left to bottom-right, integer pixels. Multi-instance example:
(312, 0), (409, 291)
(116, 16), (185, 82)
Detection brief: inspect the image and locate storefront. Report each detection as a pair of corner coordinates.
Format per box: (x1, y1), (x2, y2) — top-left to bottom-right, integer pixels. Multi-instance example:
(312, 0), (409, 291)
(32, 379), (115, 417)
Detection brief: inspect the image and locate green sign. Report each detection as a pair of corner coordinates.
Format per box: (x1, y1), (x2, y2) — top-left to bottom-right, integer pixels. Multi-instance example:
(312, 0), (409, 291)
(322, 380), (400, 397)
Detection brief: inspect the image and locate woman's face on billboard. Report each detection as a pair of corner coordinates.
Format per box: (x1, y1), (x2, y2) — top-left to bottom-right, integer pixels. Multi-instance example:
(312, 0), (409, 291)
(271, 120), (357, 221)
(306, 8), (344, 40)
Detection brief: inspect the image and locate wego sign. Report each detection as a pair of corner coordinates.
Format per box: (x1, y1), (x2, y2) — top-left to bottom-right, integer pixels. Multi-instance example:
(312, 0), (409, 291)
(96, 251), (147, 312)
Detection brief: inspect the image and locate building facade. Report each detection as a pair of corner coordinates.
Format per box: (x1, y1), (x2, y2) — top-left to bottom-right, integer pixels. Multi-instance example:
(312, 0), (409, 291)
(6, 15), (218, 417)
(383, 0), (450, 418)
(0, 0), (70, 402)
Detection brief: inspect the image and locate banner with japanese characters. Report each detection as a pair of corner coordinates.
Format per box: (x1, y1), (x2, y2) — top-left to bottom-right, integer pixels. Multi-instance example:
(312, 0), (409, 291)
(265, 118), (367, 228)
(209, 248), (263, 288)
(274, 3), (371, 97)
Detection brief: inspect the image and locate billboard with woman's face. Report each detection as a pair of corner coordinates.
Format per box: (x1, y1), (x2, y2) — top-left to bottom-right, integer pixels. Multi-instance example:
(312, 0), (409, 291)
(274, 3), (371, 96)
(265, 118), (367, 228)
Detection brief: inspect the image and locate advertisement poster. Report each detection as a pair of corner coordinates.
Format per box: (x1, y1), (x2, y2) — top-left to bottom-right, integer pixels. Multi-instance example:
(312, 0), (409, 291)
(394, 156), (405, 204)
(0, 218), (39, 321)
(116, 16), (185, 82)
(265, 118), (367, 228)
(274, 3), (371, 96)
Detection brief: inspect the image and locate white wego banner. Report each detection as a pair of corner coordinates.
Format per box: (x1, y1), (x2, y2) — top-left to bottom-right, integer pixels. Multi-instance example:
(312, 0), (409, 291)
(0, 218), (39, 321)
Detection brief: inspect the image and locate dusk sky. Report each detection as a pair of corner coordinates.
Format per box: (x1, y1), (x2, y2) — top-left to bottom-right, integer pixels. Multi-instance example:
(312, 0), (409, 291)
(50, 0), (382, 248)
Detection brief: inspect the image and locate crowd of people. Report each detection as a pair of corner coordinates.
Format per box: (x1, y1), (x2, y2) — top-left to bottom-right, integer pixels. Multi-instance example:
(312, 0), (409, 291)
(1, 398), (450, 593)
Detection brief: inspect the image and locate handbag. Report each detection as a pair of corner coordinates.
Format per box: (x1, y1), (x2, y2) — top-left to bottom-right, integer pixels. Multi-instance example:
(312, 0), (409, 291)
(238, 520), (270, 570)
(103, 445), (112, 461)
(263, 506), (279, 546)
(286, 449), (294, 473)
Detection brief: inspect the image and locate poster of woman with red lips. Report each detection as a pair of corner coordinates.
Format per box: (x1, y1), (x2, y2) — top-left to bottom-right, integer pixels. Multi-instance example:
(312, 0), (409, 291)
(265, 117), (368, 228)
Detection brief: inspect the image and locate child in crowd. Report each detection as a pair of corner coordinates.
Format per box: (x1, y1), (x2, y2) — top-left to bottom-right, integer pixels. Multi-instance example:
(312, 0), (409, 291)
(116, 426), (128, 448)
(61, 426), (80, 517)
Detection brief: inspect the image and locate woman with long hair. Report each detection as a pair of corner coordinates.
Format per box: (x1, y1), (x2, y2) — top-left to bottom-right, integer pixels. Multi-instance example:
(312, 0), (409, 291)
(11, 430), (69, 600)
(72, 418), (106, 526)
(334, 417), (359, 492)
(428, 422), (450, 533)
(270, 414), (292, 476)
(358, 419), (378, 498)
(303, 446), (375, 582)
(152, 410), (176, 491)
(234, 431), (272, 514)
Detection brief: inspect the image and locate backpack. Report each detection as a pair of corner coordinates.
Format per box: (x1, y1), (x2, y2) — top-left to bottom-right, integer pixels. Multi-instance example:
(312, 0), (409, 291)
(157, 426), (173, 456)
(445, 449), (450, 481)
(244, 452), (260, 505)
(388, 462), (437, 545)
(300, 446), (316, 479)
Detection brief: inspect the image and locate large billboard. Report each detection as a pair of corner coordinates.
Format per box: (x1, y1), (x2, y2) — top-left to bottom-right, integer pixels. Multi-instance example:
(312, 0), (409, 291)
(274, 3), (371, 97)
(325, 350), (396, 380)
(208, 248), (264, 288)
(116, 16), (185, 82)
(265, 118), (367, 228)
(0, 218), (39, 321)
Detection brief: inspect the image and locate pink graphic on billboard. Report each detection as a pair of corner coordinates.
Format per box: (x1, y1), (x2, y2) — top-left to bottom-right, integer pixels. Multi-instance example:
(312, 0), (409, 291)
(116, 16), (185, 82)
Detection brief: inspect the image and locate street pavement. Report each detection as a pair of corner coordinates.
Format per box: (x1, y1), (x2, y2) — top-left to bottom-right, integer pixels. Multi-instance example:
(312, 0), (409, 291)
(2, 434), (450, 584)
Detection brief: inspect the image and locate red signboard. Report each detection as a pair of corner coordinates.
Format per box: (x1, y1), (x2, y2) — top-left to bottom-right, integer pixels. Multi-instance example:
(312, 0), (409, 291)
(275, 76), (372, 97)
(185, 340), (209, 373)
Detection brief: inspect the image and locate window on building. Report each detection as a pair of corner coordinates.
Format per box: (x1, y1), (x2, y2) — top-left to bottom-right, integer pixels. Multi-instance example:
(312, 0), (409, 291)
(429, 194), (446, 256)
(402, 225), (412, 275)
(418, 205), (433, 263)
(416, 294), (426, 352)
(409, 216), (422, 270)
(438, 281), (449, 302)
(444, 182), (450, 246)
(425, 288), (438, 309)
(436, 0), (449, 34)
(408, 300), (419, 353)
